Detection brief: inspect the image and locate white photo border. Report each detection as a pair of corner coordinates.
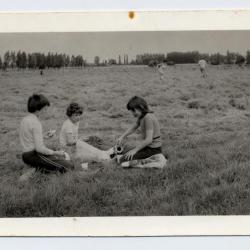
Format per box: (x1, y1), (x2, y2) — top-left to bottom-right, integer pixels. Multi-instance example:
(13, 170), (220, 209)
(0, 10), (250, 236)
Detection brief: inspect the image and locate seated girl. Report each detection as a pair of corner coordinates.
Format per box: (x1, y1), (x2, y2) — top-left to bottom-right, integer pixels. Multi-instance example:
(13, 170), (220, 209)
(117, 96), (167, 168)
(59, 103), (113, 163)
(20, 94), (74, 174)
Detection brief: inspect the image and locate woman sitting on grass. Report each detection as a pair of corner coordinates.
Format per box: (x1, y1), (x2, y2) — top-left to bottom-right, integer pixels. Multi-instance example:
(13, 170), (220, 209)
(20, 94), (74, 175)
(117, 96), (167, 168)
(59, 102), (113, 164)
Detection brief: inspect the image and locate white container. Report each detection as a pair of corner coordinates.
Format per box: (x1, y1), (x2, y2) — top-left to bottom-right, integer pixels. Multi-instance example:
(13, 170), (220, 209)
(121, 161), (130, 167)
(81, 163), (88, 170)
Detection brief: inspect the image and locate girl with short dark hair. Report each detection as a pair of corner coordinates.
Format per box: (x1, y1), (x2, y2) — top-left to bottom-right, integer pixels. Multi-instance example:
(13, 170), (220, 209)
(20, 94), (74, 174)
(60, 102), (83, 147)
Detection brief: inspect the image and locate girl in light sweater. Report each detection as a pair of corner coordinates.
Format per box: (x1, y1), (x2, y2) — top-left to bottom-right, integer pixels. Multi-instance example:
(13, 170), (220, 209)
(20, 94), (74, 174)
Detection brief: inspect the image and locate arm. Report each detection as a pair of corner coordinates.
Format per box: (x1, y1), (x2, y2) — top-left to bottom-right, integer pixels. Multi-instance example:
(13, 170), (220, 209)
(134, 129), (153, 152)
(124, 116), (154, 160)
(33, 123), (64, 156)
(118, 122), (139, 142)
(33, 125), (54, 155)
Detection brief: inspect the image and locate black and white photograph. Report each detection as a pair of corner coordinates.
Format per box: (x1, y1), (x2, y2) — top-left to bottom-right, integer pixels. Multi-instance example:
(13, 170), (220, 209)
(1, 12), (250, 220)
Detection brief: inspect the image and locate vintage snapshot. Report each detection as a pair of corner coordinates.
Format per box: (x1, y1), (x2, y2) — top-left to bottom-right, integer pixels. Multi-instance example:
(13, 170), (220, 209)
(0, 11), (250, 236)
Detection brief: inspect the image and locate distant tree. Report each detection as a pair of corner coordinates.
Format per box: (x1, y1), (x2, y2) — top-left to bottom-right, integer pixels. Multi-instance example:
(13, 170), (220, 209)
(46, 53), (53, 68)
(108, 59), (117, 65)
(210, 53), (224, 65)
(70, 55), (76, 67)
(28, 53), (37, 69)
(37, 53), (46, 69)
(16, 51), (22, 68)
(118, 55), (121, 65)
(225, 50), (236, 64)
(10, 51), (16, 68)
(94, 56), (100, 66)
(126, 54), (129, 64)
(246, 51), (250, 65)
(2, 62), (7, 71)
(167, 51), (199, 64)
(75, 55), (84, 67)
(130, 59), (137, 65)
(4, 51), (11, 67)
(61, 54), (70, 67)
(65, 55), (70, 67)
(136, 53), (165, 65)
(0, 56), (2, 69)
(199, 53), (210, 62)
(21, 51), (27, 68)
(235, 53), (245, 66)
(51, 53), (62, 68)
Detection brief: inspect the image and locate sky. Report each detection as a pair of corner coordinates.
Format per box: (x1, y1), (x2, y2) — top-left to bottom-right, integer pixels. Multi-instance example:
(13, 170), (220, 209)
(0, 30), (250, 63)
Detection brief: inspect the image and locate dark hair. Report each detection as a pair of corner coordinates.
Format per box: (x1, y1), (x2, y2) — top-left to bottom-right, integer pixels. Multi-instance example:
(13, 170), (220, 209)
(66, 102), (83, 117)
(127, 96), (151, 116)
(27, 94), (50, 113)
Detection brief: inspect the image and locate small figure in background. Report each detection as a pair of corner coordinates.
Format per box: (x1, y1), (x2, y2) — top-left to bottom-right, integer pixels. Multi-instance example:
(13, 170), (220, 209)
(157, 61), (167, 81)
(198, 59), (208, 78)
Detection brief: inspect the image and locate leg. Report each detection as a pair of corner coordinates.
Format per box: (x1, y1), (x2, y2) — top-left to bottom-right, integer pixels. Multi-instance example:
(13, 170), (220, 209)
(133, 147), (162, 160)
(75, 140), (110, 162)
(119, 146), (162, 163)
(204, 69), (208, 78)
(22, 151), (74, 173)
(135, 154), (167, 169)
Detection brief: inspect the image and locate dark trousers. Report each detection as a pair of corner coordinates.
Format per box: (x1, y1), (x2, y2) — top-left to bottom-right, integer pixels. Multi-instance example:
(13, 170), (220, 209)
(22, 150), (74, 174)
(120, 146), (162, 163)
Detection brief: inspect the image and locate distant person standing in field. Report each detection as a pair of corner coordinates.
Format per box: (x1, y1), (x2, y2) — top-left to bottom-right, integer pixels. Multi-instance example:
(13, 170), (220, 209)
(117, 96), (167, 168)
(157, 61), (167, 81)
(20, 94), (74, 178)
(198, 59), (208, 78)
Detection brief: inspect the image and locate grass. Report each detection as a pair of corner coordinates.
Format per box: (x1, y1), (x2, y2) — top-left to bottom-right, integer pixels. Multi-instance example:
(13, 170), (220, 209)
(1, 64), (250, 216)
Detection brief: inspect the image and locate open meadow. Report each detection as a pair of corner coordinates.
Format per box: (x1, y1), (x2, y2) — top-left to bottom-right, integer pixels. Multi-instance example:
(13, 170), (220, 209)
(1, 64), (250, 216)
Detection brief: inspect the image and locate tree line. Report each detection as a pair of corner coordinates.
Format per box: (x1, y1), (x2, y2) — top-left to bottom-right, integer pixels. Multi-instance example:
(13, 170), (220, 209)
(1, 50), (250, 70)
(134, 50), (250, 66)
(0, 51), (131, 70)
(0, 51), (86, 70)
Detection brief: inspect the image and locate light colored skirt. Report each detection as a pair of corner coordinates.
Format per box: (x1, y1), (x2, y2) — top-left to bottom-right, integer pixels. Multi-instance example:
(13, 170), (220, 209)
(75, 140), (113, 162)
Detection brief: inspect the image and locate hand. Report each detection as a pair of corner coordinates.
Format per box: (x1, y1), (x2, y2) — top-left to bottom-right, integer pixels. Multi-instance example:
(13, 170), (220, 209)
(45, 129), (56, 138)
(54, 150), (65, 156)
(116, 136), (124, 145)
(124, 149), (137, 161)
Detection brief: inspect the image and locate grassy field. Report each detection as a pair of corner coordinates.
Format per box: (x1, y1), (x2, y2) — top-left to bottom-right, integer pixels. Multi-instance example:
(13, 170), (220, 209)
(1, 64), (250, 216)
